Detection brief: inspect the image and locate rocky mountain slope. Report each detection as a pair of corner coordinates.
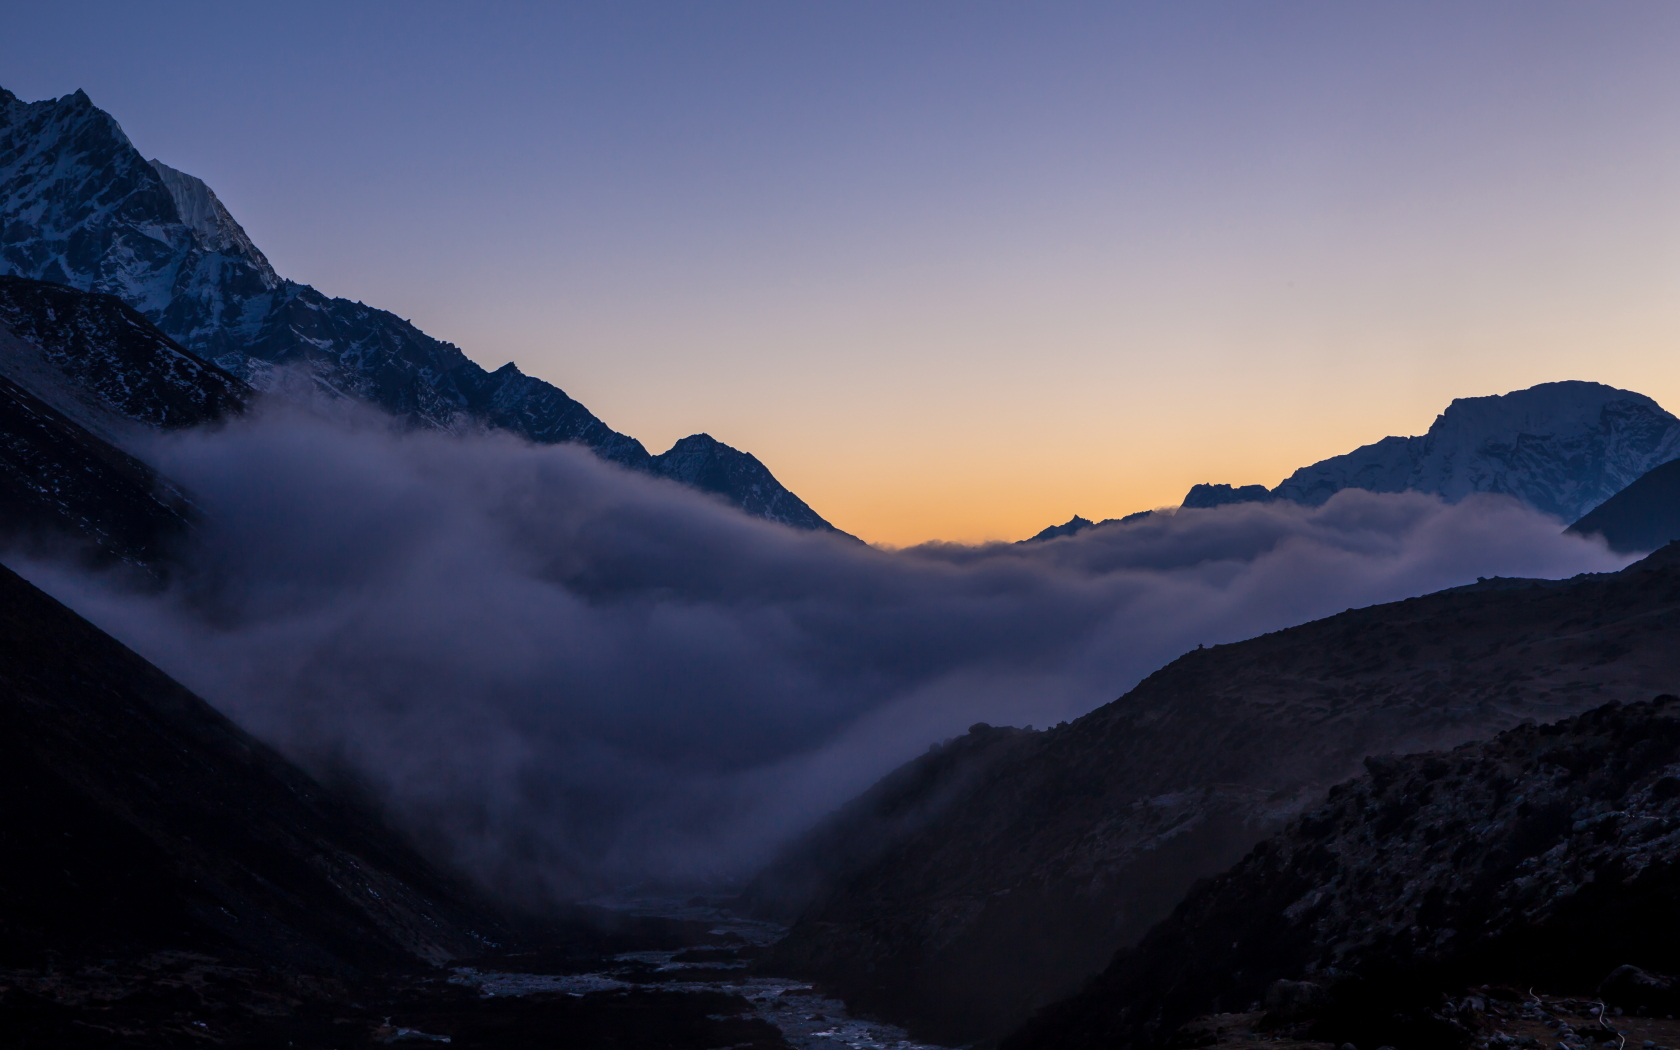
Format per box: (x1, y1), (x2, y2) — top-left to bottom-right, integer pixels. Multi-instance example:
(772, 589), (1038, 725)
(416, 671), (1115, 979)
(0, 559), (502, 969)
(753, 544), (1680, 1044)
(1029, 382), (1680, 542)
(0, 276), (258, 568)
(1567, 456), (1680, 555)
(0, 369), (193, 570)
(0, 86), (838, 532)
(0, 275), (250, 431)
(1004, 695), (1680, 1050)
(1270, 381), (1680, 520)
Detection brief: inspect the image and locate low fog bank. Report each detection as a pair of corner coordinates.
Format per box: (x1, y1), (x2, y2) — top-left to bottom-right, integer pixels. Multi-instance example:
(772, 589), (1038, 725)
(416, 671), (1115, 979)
(18, 399), (1632, 904)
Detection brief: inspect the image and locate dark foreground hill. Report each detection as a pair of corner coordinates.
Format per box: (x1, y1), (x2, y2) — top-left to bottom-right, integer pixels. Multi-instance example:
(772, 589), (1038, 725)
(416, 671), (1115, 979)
(753, 544), (1680, 1044)
(1568, 455), (1680, 554)
(1005, 696), (1680, 1050)
(0, 560), (794, 1047)
(0, 559), (497, 968)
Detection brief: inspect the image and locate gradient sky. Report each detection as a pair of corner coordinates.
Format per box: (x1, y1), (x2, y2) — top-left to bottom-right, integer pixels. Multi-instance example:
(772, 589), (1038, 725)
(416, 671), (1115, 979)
(4, 2), (1678, 544)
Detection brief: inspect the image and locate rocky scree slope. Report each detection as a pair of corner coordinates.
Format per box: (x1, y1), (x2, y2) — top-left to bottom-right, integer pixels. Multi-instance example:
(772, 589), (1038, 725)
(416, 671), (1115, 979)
(0, 368), (193, 569)
(0, 560), (503, 970)
(0, 276), (256, 569)
(1004, 696), (1680, 1050)
(755, 544), (1680, 1045)
(0, 273), (250, 431)
(0, 86), (838, 532)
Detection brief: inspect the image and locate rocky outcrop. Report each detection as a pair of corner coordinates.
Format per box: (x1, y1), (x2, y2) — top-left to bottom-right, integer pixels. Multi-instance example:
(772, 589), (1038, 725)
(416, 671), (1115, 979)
(1180, 483), (1272, 509)
(755, 545), (1680, 1044)
(0, 274), (251, 431)
(0, 277), (258, 569)
(1004, 696), (1680, 1050)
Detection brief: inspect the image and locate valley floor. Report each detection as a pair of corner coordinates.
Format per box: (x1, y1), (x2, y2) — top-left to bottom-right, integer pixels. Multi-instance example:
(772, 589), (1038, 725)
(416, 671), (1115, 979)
(0, 897), (955, 1050)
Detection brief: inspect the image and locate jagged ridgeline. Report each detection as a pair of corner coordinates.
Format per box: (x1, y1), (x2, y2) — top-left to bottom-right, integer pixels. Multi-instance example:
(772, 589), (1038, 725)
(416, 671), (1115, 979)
(0, 85), (842, 534)
(750, 544), (1680, 1045)
(1024, 380), (1680, 542)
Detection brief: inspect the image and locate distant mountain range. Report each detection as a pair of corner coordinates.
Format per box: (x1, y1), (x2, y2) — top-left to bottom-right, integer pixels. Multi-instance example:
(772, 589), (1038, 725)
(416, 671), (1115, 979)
(1030, 381), (1680, 543)
(0, 86), (840, 533)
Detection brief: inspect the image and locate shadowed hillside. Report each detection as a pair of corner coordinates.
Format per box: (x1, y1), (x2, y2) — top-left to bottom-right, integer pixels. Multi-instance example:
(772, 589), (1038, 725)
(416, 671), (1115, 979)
(0, 559), (501, 968)
(755, 544), (1680, 1044)
(1004, 696), (1680, 1050)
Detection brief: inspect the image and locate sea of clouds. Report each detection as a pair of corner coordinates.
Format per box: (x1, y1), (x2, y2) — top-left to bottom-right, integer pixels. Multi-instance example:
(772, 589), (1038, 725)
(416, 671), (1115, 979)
(18, 397), (1633, 905)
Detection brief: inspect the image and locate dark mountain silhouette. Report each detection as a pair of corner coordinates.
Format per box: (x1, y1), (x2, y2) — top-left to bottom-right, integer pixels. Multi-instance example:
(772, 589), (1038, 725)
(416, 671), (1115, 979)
(1025, 515), (1096, 541)
(1003, 695), (1680, 1050)
(0, 86), (841, 533)
(0, 559), (503, 969)
(647, 433), (836, 533)
(1567, 456), (1680, 554)
(751, 544), (1680, 1044)
(1180, 482), (1272, 509)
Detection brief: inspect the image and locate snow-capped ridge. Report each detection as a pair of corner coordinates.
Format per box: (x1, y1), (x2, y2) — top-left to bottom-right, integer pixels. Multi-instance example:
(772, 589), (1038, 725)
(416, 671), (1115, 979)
(147, 159), (276, 280)
(0, 84), (843, 533)
(1022, 380), (1680, 542)
(1272, 380), (1680, 520)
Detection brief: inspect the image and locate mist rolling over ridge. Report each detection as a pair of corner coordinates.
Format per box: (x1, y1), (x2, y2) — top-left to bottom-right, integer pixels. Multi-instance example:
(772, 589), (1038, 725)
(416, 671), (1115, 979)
(15, 394), (1632, 907)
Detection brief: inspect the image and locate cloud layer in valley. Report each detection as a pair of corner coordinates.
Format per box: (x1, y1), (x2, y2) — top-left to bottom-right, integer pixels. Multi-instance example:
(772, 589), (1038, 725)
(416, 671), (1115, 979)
(18, 398), (1634, 904)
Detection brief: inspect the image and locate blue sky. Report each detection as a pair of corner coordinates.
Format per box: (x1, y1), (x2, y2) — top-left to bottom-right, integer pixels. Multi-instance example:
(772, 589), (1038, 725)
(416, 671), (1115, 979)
(5, 2), (1678, 542)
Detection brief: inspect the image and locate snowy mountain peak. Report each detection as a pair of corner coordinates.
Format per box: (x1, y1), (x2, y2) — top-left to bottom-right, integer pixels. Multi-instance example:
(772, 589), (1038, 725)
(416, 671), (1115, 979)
(0, 85), (843, 533)
(147, 159), (276, 279)
(1272, 380), (1680, 520)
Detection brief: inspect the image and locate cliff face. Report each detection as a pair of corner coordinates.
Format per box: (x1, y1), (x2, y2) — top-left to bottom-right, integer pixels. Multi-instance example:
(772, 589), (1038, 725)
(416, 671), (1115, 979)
(1005, 695), (1680, 1050)
(756, 546), (1680, 1044)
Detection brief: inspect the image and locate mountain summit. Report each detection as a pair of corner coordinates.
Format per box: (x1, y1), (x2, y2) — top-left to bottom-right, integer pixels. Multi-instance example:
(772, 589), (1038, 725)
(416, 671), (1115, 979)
(1271, 380), (1680, 521)
(0, 86), (840, 533)
(1028, 381), (1680, 542)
